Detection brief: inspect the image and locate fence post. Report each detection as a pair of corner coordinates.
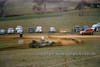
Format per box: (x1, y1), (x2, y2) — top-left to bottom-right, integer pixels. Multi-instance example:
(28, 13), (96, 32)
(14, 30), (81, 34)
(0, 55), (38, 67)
(65, 57), (67, 67)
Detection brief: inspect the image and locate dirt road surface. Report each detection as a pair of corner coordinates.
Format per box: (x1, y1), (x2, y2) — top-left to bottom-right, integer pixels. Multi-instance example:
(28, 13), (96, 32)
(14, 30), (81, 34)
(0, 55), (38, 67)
(0, 35), (100, 51)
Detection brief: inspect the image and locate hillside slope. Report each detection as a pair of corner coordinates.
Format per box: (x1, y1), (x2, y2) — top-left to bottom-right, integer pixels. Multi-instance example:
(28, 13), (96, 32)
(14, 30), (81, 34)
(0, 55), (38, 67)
(0, 8), (100, 33)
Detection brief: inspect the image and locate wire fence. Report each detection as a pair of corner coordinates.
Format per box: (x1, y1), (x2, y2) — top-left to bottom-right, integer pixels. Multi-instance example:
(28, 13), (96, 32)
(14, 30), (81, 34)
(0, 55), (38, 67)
(48, 55), (100, 67)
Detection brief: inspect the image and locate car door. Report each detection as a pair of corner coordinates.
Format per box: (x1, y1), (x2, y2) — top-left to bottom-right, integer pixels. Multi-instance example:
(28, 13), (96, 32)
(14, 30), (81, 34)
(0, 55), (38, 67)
(85, 30), (89, 34)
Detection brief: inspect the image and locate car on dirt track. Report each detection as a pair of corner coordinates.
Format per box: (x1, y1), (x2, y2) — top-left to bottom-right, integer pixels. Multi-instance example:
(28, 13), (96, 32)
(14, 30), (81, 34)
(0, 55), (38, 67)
(0, 29), (6, 35)
(29, 40), (55, 48)
(80, 29), (94, 35)
(7, 28), (14, 34)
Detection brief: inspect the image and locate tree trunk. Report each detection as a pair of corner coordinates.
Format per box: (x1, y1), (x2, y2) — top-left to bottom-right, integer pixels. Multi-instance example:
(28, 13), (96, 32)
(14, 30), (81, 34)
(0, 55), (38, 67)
(81, 0), (84, 16)
(79, 0), (84, 16)
(1, 7), (5, 18)
(43, 0), (46, 14)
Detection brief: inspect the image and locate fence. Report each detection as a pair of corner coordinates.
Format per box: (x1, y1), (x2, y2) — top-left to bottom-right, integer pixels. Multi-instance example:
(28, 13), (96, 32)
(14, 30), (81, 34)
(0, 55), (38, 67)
(48, 55), (100, 67)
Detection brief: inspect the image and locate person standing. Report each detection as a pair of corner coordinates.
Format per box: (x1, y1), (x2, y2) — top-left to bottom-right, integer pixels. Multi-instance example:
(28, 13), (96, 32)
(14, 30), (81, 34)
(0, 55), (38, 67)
(20, 32), (23, 38)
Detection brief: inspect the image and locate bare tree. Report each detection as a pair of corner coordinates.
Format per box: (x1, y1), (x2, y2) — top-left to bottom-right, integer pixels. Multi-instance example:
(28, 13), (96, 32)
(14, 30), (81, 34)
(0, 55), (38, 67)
(43, 0), (46, 14)
(33, 0), (47, 14)
(0, 0), (7, 17)
(79, 0), (84, 16)
(59, 0), (66, 12)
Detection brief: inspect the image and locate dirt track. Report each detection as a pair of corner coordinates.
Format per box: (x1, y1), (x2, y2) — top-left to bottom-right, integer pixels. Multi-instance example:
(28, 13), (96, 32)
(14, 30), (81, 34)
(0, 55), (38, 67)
(0, 35), (100, 51)
(0, 35), (100, 39)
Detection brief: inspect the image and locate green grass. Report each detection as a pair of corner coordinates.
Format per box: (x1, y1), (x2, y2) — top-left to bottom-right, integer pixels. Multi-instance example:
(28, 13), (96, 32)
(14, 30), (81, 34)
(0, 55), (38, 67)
(0, 40), (16, 44)
(0, 1), (100, 67)
(0, 38), (100, 67)
(0, 8), (100, 33)
(0, 14), (61, 21)
(0, 44), (100, 67)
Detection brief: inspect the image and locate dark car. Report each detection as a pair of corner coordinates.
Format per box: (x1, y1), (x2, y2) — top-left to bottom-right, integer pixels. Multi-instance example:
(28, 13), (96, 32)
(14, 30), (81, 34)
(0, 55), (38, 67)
(74, 26), (81, 32)
(28, 27), (34, 33)
(83, 26), (89, 30)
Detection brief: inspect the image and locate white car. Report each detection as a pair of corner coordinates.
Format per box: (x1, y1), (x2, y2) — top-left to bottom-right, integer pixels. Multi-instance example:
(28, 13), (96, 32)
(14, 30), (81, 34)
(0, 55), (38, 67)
(36, 26), (42, 33)
(16, 28), (23, 34)
(0, 29), (6, 35)
(91, 24), (99, 31)
(7, 28), (14, 34)
(49, 27), (56, 33)
(96, 23), (100, 27)
(15, 26), (23, 31)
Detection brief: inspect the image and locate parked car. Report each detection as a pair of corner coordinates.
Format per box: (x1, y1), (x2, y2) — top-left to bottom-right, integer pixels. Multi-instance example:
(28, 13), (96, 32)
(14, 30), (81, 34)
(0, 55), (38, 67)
(0, 29), (6, 35)
(49, 27), (56, 33)
(80, 29), (94, 35)
(16, 28), (23, 34)
(7, 28), (14, 34)
(74, 26), (81, 32)
(28, 27), (34, 33)
(91, 24), (99, 31)
(96, 23), (100, 27)
(91, 27), (98, 32)
(15, 26), (23, 31)
(83, 26), (89, 30)
(36, 26), (42, 33)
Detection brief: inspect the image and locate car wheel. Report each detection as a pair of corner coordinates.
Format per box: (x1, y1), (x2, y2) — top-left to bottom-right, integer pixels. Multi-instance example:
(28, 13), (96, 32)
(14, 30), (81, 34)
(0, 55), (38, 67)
(82, 33), (84, 35)
(33, 44), (40, 48)
(50, 41), (56, 46)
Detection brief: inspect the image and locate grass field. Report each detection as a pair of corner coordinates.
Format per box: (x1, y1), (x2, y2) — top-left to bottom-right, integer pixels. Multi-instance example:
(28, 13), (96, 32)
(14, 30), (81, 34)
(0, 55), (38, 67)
(4, 1), (76, 16)
(0, 8), (100, 33)
(0, 43), (100, 67)
(0, 35), (100, 67)
(0, 2), (100, 67)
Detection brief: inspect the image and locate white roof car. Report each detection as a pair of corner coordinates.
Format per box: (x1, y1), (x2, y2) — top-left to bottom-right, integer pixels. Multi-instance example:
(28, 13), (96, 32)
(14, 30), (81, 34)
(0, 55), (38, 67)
(91, 23), (100, 31)
(96, 23), (100, 27)
(92, 24), (97, 28)
(7, 28), (14, 34)
(36, 26), (42, 33)
(16, 26), (23, 31)
(16, 28), (23, 34)
(92, 23), (100, 28)
(50, 27), (56, 32)
(0, 29), (6, 35)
